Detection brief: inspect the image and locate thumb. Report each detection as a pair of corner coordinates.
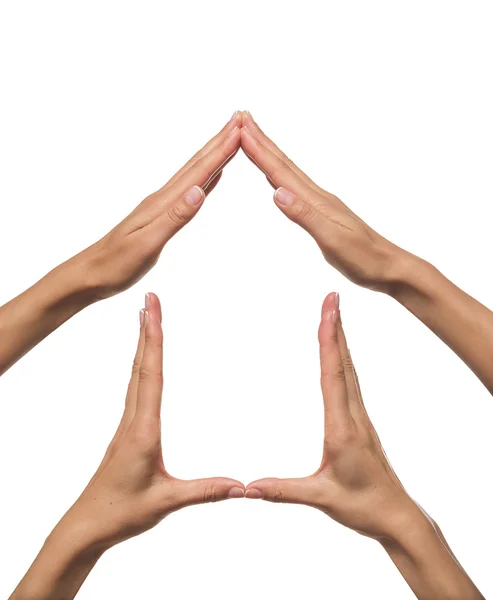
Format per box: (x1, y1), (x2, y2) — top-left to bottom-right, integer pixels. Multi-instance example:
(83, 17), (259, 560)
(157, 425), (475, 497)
(174, 477), (245, 508)
(273, 187), (326, 241)
(245, 476), (319, 505)
(147, 185), (206, 248)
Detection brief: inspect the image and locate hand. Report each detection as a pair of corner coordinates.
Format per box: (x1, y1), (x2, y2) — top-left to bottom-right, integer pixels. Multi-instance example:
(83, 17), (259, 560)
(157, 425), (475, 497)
(0, 113), (242, 377)
(10, 293), (244, 599)
(245, 292), (417, 539)
(245, 293), (484, 600)
(76, 113), (242, 300)
(240, 112), (406, 292)
(62, 292), (245, 548)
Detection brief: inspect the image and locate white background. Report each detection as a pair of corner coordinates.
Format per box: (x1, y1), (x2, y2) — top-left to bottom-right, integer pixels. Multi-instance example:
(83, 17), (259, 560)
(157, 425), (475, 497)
(0, 1), (492, 598)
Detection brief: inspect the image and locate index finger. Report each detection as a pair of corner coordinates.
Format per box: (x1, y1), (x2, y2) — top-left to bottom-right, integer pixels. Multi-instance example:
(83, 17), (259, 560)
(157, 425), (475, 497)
(241, 125), (318, 202)
(242, 112), (324, 194)
(135, 294), (164, 425)
(319, 302), (351, 435)
(161, 111), (242, 192)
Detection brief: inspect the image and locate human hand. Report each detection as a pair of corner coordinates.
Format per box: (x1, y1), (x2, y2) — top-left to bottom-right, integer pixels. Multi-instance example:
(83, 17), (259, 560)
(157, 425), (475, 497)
(10, 293), (244, 600)
(244, 291), (418, 539)
(244, 293), (485, 599)
(240, 112), (408, 292)
(61, 292), (244, 550)
(76, 113), (242, 301)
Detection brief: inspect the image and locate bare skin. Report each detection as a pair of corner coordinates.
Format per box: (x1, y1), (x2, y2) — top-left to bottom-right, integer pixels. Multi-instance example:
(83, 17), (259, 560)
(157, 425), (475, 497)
(10, 293), (245, 600)
(240, 111), (493, 395)
(245, 292), (485, 600)
(0, 112), (242, 377)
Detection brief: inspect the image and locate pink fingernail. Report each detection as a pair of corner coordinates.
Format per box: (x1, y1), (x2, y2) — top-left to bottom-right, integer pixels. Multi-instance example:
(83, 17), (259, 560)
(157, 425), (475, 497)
(275, 188), (295, 206)
(245, 489), (263, 499)
(230, 110), (240, 121)
(228, 487), (245, 499)
(227, 125), (239, 138)
(334, 292), (340, 308)
(185, 186), (204, 206)
(145, 293), (151, 310)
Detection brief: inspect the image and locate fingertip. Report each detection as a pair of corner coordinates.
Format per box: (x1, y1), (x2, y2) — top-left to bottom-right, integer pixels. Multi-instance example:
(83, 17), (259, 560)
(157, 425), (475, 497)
(274, 187), (295, 207)
(245, 488), (263, 500)
(321, 292), (340, 316)
(228, 487), (246, 499)
(145, 293), (162, 324)
(184, 185), (205, 206)
(319, 309), (337, 346)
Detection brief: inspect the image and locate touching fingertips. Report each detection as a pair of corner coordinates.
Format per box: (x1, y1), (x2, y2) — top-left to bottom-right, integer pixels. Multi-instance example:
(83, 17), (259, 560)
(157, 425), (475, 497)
(245, 488), (263, 499)
(275, 187), (295, 206)
(184, 185), (205, 206)
(227, 487), (246, 499)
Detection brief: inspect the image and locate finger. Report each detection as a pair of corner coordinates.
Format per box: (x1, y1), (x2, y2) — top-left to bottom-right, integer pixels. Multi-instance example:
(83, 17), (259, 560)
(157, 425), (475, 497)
(97, 302), (147, 470)
(144, 185), (206, 248)
(125, 307), (148, 415)
(333, 306), (369, 419)
(273, 187), (334, 245)
(146, 291), (162, 323)
(319, 301), (351, 431)
(203, 170), (223, 196)
(172, 477), (245, 508)
(135, 296), (163, 424)
(245, 477), (320, 506)
(165, 126), (241, 201)
(162, 111), (242, 191)
(242, 111), (323, 194)
(241, 126), (311, 200)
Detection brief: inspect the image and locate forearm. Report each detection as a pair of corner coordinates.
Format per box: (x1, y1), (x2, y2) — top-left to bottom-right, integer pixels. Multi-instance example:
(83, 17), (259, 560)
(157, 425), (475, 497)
(387, 251), (493, 394)
(9, 522), (104, 600)
(0, 255), (96, 376)
(381, 510), (484, 599)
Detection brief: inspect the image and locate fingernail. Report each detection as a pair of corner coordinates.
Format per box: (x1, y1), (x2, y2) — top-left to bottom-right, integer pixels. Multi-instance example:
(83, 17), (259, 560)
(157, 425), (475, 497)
(334, 292), (340, 308)
(228, 487), (245, 499)
(275, 187), (295, 206)
(245, 489), (263, 499)
(227, 125), (239, 138)
(332, 309), (339, 323)
(244, 110), (253, 120)
(230, 110), (240, 121)
(145, 293), (151, 310)
(185, 185), (204, 206)
(140, 309), (149, 328)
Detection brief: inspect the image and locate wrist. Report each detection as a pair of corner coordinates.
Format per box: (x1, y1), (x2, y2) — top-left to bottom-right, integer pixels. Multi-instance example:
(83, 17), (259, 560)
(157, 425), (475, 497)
(383, 249), (437, 302)
(379, 509), (484, 600)
(10, 525), (104, 600)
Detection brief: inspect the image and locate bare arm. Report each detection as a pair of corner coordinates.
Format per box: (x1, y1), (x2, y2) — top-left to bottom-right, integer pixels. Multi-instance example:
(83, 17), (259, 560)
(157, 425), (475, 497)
(245, 292), (484, 599)
(10, 294), (244, 599)
(0, 112), (242, 377)
(240, 111), (493, 394)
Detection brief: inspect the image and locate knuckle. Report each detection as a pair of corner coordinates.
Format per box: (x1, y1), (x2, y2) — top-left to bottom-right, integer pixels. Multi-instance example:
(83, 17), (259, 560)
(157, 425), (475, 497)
(138, 366), (163, 384)
(167, 202), (190, 226)
(293, 200), (315, 223)
(272, 486), (285, 503)
(203, 486), (218, 503)
(334, 365), (346, 382)
(341, 354), (355, 373)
